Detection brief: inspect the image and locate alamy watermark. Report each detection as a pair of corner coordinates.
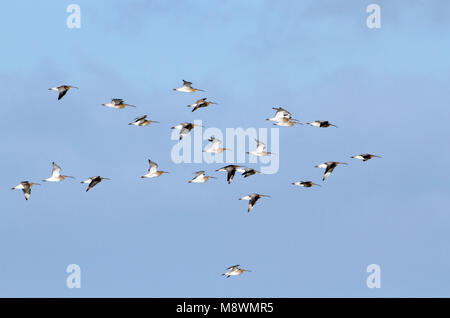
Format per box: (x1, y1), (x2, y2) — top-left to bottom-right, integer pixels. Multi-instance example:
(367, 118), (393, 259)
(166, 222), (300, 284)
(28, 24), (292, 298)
(170, 120), (280, 174)
(66, 264), (81, 289)
(366, 264), (381, 289)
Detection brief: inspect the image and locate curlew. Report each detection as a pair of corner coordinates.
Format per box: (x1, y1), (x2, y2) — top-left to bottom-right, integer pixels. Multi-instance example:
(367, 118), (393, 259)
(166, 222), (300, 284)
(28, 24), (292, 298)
(48, 85), (78, 100)
(141, 159), (168, 178)
(187, 98), (217, 112)
(11, 181), (40, 200)
(81, 176), (110, 192)
(203, 136), (228, 154)
(216, 165), (241, 184)
(102, 98), (136, 109)
(247, 139), (271, 157)
(315, 161), (347, 181)
(236, 167), (260, 178)
(306, 120), (337, 128)
(239, 193), (270, 212)
(292, 181), (321, 188)
(171, 122), (202, 140)
(128, 115), (159, 126)
(351, 153), (382, 162)
(188, 171), (215, 183)
(222, 265), (251, 278)
(43, 162), (74, 182)
(173, 80), (204, 93)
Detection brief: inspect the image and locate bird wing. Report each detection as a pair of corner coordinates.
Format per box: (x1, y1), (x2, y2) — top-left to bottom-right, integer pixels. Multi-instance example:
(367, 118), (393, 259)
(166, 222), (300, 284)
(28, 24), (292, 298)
(58, 89), (68, 100)
(210, 138), (221, 150)
(323, 165), (336, 180)
(23, 187), (31, 200)
(182, 80), (192, 87)
(87, 178), (100, 191)
(180, 127), (190, 139)
(112, 98), (124, 105)
(194, 171), (205, 177)
(148, 160), (158, 173)
(227, 265), (240, 270)
(135, 115), (147, 121)
(255, 140), (266, 152)
(51, 162), (61, 178)
(227, 168), (236, 184)
(273, 107), (291, 119)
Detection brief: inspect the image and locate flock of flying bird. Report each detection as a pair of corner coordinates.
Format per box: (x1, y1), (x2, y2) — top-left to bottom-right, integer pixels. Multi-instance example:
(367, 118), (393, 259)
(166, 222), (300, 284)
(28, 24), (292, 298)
(12, 80), (381, 278)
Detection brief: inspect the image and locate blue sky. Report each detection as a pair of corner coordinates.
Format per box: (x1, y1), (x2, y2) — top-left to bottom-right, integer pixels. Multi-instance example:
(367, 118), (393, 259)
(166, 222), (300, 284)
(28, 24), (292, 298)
(0, 0), (449, 297)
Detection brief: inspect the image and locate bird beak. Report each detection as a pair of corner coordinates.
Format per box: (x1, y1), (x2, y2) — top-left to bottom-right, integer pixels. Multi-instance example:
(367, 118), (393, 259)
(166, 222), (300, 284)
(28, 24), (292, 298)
(151, 121), (160, 123)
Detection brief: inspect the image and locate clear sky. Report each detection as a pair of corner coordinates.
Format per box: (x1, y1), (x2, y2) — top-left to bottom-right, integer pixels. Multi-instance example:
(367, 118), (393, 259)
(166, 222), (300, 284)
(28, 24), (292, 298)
(0, 0), (449, 297)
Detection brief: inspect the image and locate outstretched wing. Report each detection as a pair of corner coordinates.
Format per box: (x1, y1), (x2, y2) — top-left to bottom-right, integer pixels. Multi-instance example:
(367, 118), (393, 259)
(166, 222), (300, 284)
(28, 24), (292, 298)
(227, 265), (240, 270)
(51, 162), (61, 178)
(182, 80), (192, 88)
(255, 139), (266, 152)
(323, 164), (336, 181)
(148, 160), (158, 174)
(194, 171), (205, 177)
(58, 88), (68, 100)
(135, 115), (147, 121)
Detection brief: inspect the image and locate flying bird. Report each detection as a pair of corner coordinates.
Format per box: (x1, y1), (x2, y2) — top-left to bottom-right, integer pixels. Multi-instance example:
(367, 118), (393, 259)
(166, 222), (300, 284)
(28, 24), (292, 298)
(216, 165), (241, 184)
(173, 80), (204, 93)
(351, 153), (382, 162)
(292, 181), (321, 188)
(236, 167), (260, 178)
(102, 98), (136, 109)
(141, 159), (168, 178)
(128, 115), (159, 126)
(239, 193), (270, 212)
(11, 181), (40, 200)
(187, 98), (217, 112)
(188, 171), (215, 183)
(171, 122), (202, 140)
(247, 139), (271, 157)
(203, 136), (228, 153)
(306, 120), (337, 128)
(48, 85), (78, 100)
(222, 265), (251, 278)
(81, 176), (110, 192)
(315, 161), (347, 181)
(43, 162), (74, 182)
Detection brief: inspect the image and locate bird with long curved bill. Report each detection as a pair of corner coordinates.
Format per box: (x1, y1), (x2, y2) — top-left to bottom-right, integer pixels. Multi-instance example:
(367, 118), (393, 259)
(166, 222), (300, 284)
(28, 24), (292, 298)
(216, 165), (241, 184)
(222, 265), (251, 278)
(173, 80), (204, 93)
(351, 153), (382, 162)
(315, 161), (347, 181)
(187, 98), (217, 112)
(43, 162), (74, 182)
(128, 115), (159, 126)
(306, 120), (337, 128)
(102, 98), (136, 109)
(171, 122), (203, 140)
(141, 160), (168, 178)
(292, 181), (321, 188)
(48, 85), (78, 100)
(11, 181), (40, 200)
(81, 176), (110, 192)
(239, 193), (270, 212)
(188, 171), (215, 183)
